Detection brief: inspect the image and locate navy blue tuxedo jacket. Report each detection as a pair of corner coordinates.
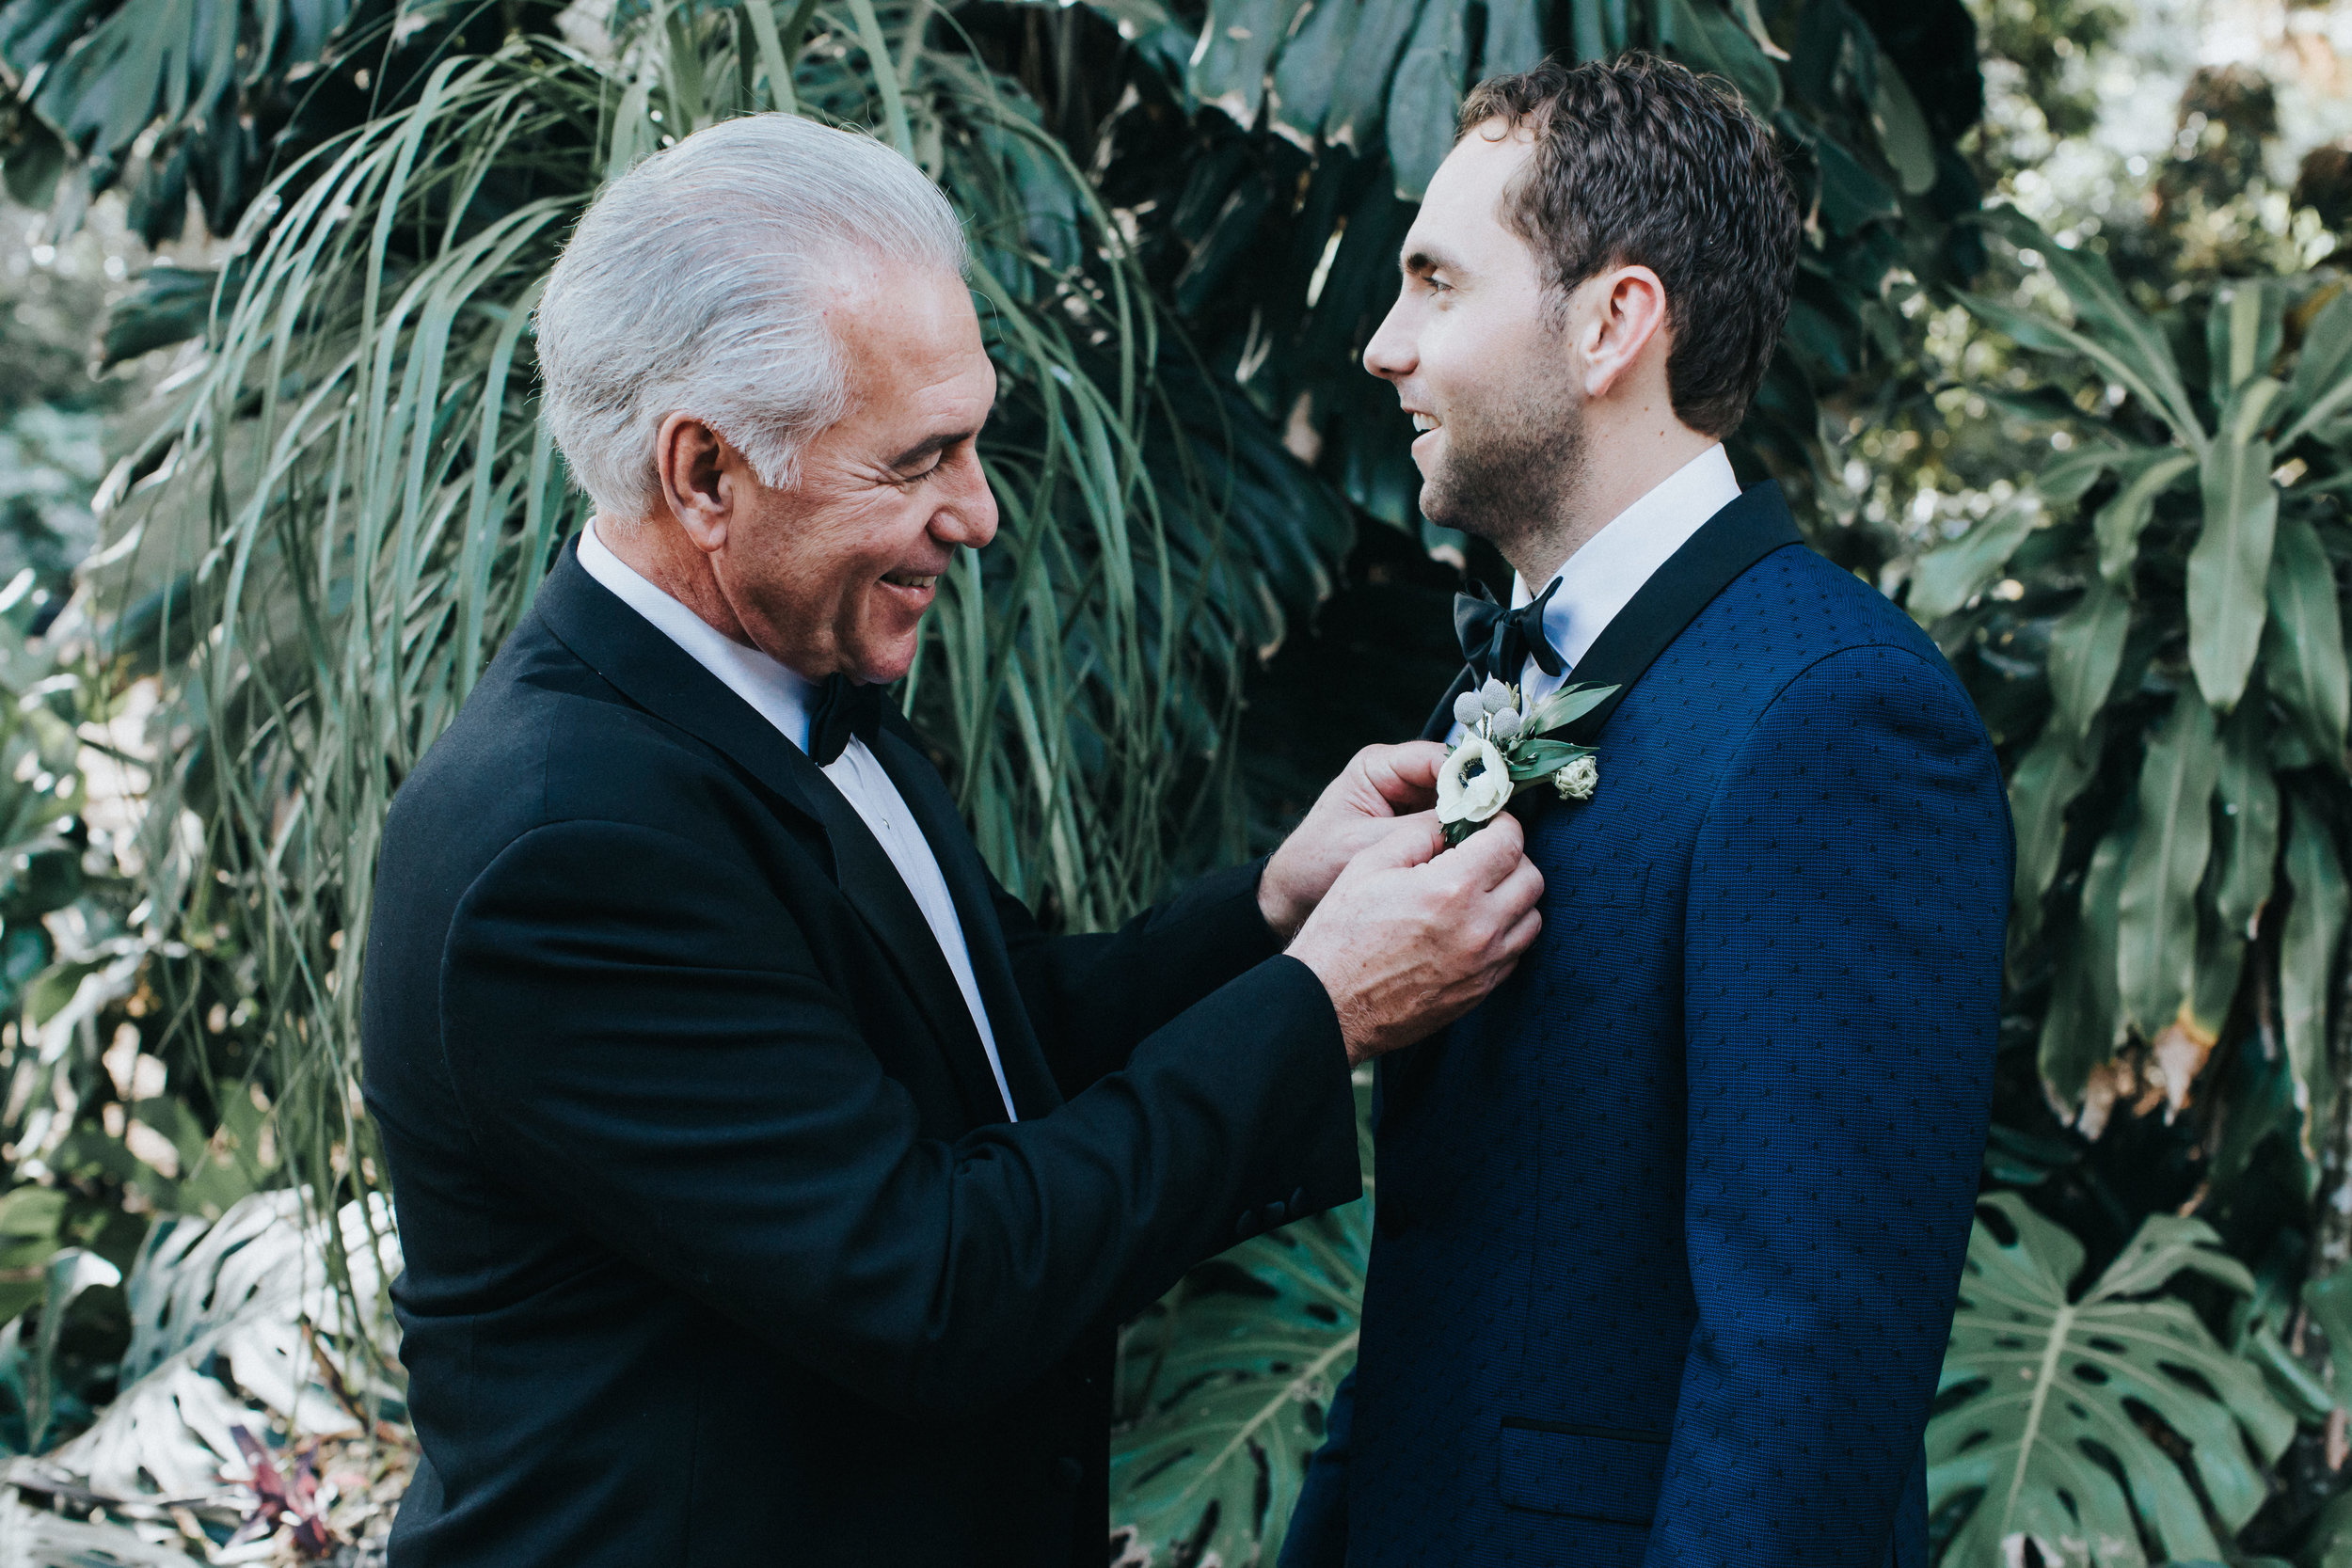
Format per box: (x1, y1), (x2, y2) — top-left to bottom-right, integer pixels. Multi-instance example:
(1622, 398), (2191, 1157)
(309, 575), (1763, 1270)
(1281, 483), (2010, 1567)
(360, 538), (1361, 1568)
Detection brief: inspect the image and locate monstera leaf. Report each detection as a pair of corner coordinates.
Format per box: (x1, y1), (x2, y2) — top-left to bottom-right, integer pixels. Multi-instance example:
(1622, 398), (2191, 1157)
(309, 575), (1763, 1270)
(1110, 1074), (1372, 1566)
(37, 1191), (401, 1500)
(1929, 1193), (2296, 1566)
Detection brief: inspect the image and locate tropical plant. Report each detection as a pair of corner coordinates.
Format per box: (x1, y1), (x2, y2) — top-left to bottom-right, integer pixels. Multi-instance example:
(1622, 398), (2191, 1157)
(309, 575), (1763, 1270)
(1, 1190), (405, 1558)
(1931, 1193), (2296, 1564)
(1908, 208), (2352, 1556)
(1109, 1069), (1371, 1566)
(1910, 210), (2352, 1171)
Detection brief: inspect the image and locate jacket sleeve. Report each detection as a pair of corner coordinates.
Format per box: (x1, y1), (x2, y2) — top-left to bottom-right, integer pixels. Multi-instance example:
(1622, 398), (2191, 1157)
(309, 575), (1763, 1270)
(436, 818), (1361, 1422)
(1644, 644), (2009, 1566)
(993, 858), (1286, 1096)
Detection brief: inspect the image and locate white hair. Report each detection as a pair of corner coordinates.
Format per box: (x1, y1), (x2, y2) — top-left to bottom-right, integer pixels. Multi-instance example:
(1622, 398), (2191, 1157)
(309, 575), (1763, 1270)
(535, 114), (968, 518)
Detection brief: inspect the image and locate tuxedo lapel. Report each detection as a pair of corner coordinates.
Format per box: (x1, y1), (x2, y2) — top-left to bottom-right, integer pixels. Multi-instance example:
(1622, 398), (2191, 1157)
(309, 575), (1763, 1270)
(869, 721), (1063, 1118)
(1542, 483), (1804, 741)
(1416, 483), (1804, 746)
(535, 536), (828, 831)
(533, 535), (1019, 1127)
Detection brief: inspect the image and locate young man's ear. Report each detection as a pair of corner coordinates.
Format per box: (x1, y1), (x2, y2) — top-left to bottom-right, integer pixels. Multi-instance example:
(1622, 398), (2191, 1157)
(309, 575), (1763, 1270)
(1572, 264), (1670, 401)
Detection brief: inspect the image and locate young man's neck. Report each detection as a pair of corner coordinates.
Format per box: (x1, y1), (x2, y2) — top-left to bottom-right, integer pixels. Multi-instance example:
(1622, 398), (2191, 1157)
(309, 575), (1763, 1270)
(1505, 419), (1718, 591)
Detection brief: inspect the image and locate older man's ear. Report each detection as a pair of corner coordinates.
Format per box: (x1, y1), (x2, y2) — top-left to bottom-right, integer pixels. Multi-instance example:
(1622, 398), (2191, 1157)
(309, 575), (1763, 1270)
(655, 411), (739, 553)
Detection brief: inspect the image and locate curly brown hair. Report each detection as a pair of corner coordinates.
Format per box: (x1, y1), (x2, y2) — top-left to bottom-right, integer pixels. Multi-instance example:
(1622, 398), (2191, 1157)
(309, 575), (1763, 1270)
(1457, 55), (1799, 437)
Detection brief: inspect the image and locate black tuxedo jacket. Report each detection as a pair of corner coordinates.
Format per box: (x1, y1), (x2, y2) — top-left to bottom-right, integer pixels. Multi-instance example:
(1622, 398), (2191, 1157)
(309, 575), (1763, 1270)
(359, 538), (1361, 1567)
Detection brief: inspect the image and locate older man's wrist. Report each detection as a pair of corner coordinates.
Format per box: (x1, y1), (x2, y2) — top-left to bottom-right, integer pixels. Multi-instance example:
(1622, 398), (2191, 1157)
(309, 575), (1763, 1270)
(1255, 853), (1310, 944)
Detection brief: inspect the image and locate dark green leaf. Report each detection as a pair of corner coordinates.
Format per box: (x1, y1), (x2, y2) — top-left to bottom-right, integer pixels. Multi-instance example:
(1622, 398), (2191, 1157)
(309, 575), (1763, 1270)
(2039, 819), (2128, 1106)
(2213, 700), (2280, 940)
(1323, 0), (1429, 155)
(2187, 378), (2286, 709)
(2263, 512), (2348, 763)
(1190, 0), (1310, 124)
(2281, 799), (2346, 1180)
(1383, 0), (1466, 200)
(1931, 1195), (2291, 1561)
(1868, 59), (1934, 196)
(1979, 208), (2204, 446)
(1478, 0), (1544, 76)
(1504, 737), (1590, 780)
(2206, 279), (2283, 410)
(2284, 286), (2352, 448)
(1906, 499), (2036, 622)
(1269, 0), (1361, 140)
(2094, 450), (2197, 584)
(2006, 725), (2094, 947)
(2044, 578), (2128, 746)
(2116, 692), (2220, 1037)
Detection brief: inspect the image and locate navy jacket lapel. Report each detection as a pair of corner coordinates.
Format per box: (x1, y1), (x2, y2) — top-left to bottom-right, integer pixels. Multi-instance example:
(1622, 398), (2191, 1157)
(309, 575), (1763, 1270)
(1414, 482), (1804, 744)
(533, 535), (1020, 1127)
(868, 721), (1062, 1117)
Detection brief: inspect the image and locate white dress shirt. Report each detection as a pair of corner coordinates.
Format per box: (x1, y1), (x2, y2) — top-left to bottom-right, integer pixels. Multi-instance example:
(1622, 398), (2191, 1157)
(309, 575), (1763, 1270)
(577, 523), (1018, 1120)
(1464, 444), (1742, 727)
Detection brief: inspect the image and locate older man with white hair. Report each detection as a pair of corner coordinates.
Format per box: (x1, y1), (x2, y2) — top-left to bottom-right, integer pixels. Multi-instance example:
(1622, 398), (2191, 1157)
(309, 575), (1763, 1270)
(360, 113), (1544, 1568)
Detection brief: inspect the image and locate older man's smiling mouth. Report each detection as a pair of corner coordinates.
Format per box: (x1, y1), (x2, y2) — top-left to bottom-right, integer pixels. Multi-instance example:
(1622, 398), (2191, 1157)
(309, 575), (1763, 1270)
(882, 572), (938, 590)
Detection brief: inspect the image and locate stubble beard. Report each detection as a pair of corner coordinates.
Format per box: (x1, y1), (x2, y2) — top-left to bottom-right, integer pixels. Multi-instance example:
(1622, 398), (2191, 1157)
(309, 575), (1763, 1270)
(1418, 368), (1587, 574)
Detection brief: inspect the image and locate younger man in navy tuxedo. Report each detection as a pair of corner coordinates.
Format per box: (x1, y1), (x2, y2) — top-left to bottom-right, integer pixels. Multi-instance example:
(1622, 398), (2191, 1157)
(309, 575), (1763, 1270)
(1280, 55), (2010, 1568)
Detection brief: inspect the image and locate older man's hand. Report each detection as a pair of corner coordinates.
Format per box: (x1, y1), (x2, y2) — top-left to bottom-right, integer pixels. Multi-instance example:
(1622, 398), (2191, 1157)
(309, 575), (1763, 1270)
(1257, 741), (1450, 942)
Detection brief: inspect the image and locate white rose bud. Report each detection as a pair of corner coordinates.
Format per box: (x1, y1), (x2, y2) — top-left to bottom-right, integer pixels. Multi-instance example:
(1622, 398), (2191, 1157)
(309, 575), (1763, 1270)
(1453, 690), (1486, 727)
(1487, 707), (1523, 742)
(1437, 737), (1514, 826)
(1553, 754), (1598, 801)
(1479, 677), (1514, 714)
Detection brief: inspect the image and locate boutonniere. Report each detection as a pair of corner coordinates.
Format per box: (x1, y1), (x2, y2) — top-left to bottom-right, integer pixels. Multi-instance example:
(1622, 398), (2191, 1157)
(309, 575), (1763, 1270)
(1437, 677), (1617, 847)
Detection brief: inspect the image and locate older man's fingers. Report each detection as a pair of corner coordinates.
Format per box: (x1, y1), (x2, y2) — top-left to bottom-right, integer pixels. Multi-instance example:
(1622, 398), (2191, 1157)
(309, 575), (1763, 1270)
(1450, 812), (1530, 892)
(1357, 741), (1447, 810)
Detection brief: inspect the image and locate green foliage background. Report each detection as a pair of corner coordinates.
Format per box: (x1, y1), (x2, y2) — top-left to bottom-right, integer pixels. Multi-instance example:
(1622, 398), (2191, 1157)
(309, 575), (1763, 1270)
(0, 0), (2345, 1562)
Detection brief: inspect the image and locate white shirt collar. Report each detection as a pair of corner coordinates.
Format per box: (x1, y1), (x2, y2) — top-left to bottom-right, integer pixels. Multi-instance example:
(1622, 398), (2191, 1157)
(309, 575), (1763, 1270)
(575, 520), (819, 752)
(1512, 443), (1742, 672)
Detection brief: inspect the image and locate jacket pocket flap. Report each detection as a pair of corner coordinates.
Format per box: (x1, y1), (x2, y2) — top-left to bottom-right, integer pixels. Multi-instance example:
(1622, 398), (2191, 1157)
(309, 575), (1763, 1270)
(1497, 1418), (1666, 1524)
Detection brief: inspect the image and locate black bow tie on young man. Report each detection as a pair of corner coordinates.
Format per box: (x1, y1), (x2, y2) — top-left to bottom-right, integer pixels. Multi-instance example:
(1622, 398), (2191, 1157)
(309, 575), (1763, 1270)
(1454, 578), (1566, 686)
(808, 673), (886, 766)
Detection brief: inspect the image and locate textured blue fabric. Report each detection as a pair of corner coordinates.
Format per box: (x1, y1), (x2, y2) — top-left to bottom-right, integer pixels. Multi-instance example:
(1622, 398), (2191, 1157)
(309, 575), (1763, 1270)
(1281, 538), (2010, 1568)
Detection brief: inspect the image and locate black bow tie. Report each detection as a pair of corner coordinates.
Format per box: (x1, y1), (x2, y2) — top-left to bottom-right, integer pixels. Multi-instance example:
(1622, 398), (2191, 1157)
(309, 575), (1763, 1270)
(807, 673), (886, 766)
(1454, 578), (1565, 685)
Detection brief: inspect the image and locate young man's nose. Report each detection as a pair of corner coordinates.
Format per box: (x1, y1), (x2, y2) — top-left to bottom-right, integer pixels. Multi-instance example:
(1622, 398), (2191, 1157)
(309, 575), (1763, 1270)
(1362, 300), (1416, 381)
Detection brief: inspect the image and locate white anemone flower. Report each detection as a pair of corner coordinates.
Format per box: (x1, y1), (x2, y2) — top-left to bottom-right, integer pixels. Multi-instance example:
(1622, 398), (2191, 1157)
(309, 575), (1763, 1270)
(1438, 737), (1513, 825)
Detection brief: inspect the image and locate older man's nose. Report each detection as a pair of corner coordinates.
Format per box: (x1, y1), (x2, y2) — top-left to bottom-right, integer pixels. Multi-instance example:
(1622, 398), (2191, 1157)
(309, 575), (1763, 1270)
(932, 450), (998, 548)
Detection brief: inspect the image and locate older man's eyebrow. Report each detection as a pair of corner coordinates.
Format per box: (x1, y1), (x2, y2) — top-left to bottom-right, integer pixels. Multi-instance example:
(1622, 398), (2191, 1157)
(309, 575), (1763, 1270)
(884, 429), (980, 470)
